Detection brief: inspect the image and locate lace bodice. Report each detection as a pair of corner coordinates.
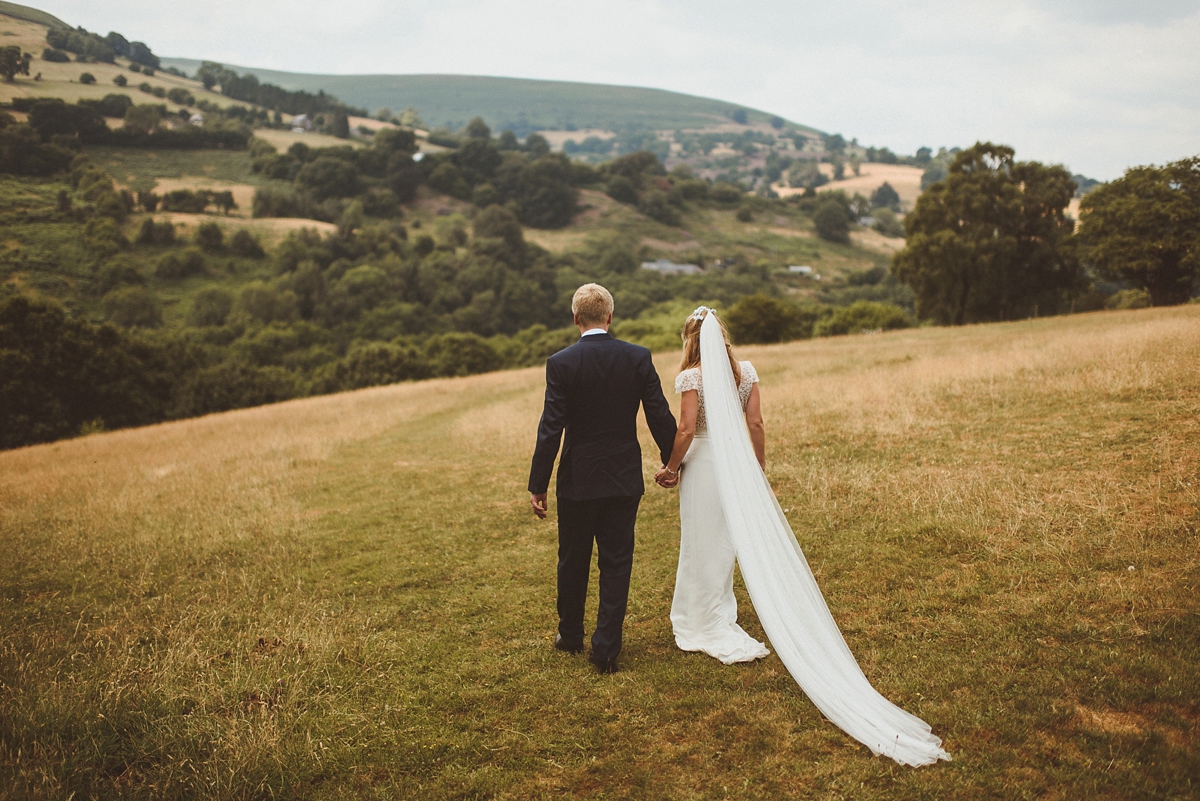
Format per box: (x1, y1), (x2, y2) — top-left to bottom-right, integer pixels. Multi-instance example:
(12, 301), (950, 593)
(675, 361), (758, 430)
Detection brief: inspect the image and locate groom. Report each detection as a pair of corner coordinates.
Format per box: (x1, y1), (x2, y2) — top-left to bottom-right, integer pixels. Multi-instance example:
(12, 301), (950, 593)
(528, 284), (677, 674)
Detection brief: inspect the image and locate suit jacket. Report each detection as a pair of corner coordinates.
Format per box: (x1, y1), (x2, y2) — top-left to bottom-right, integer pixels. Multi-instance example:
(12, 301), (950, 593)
(528, 333), (678, 500)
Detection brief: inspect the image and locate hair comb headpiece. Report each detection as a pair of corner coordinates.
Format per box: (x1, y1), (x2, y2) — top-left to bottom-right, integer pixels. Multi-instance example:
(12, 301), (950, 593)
(690, 305), (712, 321)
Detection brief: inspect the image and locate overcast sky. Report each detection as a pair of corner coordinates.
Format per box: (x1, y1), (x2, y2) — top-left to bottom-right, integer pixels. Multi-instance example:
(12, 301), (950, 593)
(43, 0), (1200, 179)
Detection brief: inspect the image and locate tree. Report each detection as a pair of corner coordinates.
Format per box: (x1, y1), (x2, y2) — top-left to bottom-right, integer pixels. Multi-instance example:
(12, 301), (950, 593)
(465, 116), (491, 139)
(128, 41), (159, 69)
(825, 133), (846, 153)
(297, 156), (361, 200)
(112, 73), (127, 87)
(331, 109), (350, 139)
(813, 198), (851, 243)
(196, 60), (222, 90)
(195, 222), (224, 253)
(1, 46), (32, 82)
(870, 182), (900, 210)
(770, 115), (785, 129)
(123, 103), (162, 134)
(892, 142), (1081, 325)
(79, 71), (96, 84)
(1076, 157), (1199, 306)
(849, 155), (861, 176)
(729, 108), (748, 124)
(725, 294), (819, 343)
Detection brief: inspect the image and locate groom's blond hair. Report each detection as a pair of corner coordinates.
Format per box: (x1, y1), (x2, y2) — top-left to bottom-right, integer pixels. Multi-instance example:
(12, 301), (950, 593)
(571, 283), (614, 327)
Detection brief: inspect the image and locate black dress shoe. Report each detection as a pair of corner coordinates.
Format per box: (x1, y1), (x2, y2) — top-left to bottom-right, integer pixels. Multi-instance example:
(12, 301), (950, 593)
(589, 656), (618, 674)
(554, 635), (584, 654)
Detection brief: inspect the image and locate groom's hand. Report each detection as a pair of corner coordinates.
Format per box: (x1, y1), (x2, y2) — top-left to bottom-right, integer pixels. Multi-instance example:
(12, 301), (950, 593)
(530, 493), (548, 519)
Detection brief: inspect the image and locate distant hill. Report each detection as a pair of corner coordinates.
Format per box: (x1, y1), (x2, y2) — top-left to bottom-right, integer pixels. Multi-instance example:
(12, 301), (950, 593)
(161, 60), (820, 135)
(0, 0), (67, 28)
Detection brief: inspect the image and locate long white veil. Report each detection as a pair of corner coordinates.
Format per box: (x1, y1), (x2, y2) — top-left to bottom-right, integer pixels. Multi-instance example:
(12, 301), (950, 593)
(699, 311), (950, 767)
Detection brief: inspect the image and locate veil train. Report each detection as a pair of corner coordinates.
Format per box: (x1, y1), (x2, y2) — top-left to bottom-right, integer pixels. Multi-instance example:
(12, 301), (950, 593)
(699, 311), (950, 767)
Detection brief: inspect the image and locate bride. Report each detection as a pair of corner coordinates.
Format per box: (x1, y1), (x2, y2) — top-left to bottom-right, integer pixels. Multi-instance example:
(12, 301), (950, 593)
(654, 307), (951, 767)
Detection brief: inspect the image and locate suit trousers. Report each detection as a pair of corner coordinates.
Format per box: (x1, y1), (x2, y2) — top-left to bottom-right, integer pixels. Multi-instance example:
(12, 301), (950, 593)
(556, 495), (641, 661)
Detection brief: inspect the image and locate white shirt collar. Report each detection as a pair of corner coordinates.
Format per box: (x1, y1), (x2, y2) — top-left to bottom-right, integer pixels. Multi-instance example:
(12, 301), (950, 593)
(581, 328), (607, 337)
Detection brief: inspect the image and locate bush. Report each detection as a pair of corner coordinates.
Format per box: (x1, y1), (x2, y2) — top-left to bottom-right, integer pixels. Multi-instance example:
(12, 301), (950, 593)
(813, 199), (851, 243)
(472, 182), (498, 207)
(154, 249), (205, 280)
(813, 301), (912, 336)
(725, 294), (822, 343)
(251, 188), (334, 222)
(160, 189), (207, 213)
(229, 229), (265, 258)
(195, 221), (224, 253)
(82, 217), (127, 258)
(91, 258), (145, 296)
(134, 217), (175, 246)
(297, 156), (361, 200)
(172, 361), (297, 418)
(871, 207), (905, 238)
(606, 176), (638, 205)
(102, 286), (162, 328)
(187, 288), (234, 326)
(423, 332), (502, 377)
(311, 340), (432, 392)
(43, 48), (70, 62)
(710, 182), (743, 203)
(166, 87), (194, 106)
(79, 72), (96, 85)
(1105, 288), (1151, 310)
(639, 189), (680, 226)
(736, 205), (754, 222)
(113, 74), (127, 87)
(235, 282), (297, 324)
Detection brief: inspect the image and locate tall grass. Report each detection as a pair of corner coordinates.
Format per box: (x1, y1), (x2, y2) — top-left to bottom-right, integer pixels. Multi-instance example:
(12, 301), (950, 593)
(2, 307), (1197, 798)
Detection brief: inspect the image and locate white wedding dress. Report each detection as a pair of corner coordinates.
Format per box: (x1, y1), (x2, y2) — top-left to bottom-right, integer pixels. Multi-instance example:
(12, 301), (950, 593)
(671, 360), (772, 664)
(670, 312), (951, 767)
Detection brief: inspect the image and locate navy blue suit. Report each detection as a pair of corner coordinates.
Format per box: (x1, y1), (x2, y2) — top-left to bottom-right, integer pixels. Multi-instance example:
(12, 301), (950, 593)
(528, 332), (677, 660)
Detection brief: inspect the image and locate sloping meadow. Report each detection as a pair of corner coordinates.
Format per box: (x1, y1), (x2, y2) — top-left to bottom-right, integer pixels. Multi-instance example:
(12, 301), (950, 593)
(1, 306), (1197, 798)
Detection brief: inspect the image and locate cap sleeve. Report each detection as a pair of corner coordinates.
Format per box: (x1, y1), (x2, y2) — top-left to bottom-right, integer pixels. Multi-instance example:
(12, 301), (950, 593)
(675, 368), (701, 394)
(741, 361), (758, 385)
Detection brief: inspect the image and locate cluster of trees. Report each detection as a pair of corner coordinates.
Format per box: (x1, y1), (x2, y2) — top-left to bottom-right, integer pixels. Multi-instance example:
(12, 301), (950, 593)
(44, 26), (159, 67)
(892, 143), (1199, 324)
(248, 119), (582, 229)
(0, 96), (252, 162)
(194, 61), (365, 118)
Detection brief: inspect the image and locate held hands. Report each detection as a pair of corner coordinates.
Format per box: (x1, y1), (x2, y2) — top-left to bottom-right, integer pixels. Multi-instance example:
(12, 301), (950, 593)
(655, 464), (680, 489)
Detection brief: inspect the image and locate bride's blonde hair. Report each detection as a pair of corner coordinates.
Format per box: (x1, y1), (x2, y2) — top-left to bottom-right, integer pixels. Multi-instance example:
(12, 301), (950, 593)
(680, 307), (741, 384)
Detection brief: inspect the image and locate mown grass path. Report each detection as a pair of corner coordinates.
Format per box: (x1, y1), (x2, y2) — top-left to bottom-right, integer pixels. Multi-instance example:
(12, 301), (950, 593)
(2, 307), (1198, 799)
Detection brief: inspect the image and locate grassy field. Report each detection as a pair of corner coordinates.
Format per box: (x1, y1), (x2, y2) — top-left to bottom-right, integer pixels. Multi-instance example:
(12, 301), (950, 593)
(159, 62), (818, 135)
(1, 305), (1197, 798)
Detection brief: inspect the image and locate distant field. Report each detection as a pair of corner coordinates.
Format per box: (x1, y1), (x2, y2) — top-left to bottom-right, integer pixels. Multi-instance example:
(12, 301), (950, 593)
(0, 13), (253, 114)
(2, 306), (1196, 798)
(774, 164), (926, 211)
(161, 60), (821, 134)
(0, 0), (66, 29)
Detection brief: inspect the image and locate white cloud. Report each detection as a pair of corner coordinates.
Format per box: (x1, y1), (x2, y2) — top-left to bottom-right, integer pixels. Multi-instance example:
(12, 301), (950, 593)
(39, 0), (1200, 178)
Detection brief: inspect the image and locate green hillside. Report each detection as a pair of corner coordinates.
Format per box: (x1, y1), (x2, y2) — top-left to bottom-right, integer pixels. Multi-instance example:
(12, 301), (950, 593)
(161, 60), (820, 134)
(0, 0), (66, 29)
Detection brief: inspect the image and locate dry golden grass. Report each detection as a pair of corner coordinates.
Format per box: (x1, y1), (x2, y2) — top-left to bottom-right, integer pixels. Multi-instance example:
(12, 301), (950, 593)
(1, 307), (1197, 798)
(0, 14), (248, 113)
